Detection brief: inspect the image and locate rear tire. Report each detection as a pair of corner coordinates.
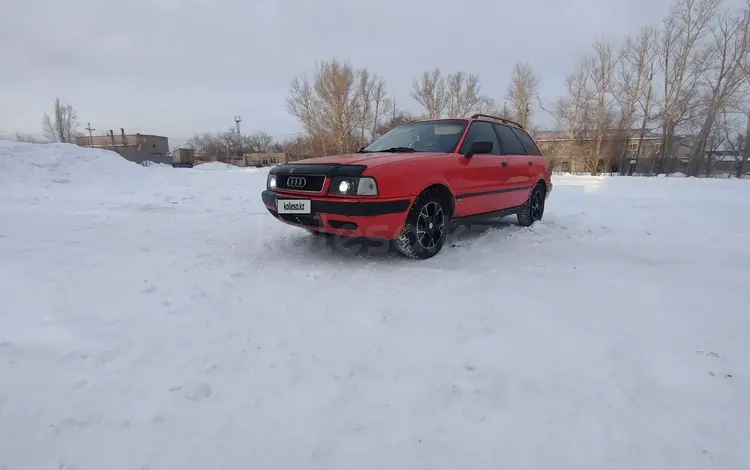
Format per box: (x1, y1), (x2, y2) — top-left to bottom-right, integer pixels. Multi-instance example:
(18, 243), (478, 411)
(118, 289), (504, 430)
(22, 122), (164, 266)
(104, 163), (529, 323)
(517, 183), (545, 227)
(393, 188), (450, 260)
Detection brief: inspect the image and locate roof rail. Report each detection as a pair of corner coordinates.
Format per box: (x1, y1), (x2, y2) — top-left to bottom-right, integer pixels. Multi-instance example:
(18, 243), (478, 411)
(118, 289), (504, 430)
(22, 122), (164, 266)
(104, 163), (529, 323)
(470, 113), (524, 129)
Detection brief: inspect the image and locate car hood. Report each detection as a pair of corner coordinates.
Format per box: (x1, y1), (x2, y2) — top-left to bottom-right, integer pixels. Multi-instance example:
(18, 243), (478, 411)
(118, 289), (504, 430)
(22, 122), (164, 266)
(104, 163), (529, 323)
(290, 152), (447, 168)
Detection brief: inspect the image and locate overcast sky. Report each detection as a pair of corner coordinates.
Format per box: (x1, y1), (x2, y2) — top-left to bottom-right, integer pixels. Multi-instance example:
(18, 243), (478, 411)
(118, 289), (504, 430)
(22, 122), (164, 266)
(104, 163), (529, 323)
(1, 0), (679, 145)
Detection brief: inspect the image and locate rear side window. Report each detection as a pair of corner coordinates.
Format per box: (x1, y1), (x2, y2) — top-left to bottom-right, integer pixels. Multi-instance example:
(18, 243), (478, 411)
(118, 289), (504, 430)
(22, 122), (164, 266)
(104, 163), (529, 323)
(459, 121), (501, 155)
(511, 127), (542, 156)
(493, 124), (526, 155)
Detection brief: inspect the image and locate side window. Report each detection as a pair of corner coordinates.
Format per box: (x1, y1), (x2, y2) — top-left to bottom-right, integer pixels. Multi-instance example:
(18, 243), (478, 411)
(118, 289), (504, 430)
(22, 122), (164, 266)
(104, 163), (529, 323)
(493, 124), (526, 156)
(459, 121), (501, 155)
(511, 127), (542, 156)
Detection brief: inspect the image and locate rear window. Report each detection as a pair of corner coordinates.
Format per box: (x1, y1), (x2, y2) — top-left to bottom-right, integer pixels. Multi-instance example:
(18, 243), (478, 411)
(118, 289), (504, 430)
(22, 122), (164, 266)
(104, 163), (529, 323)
(511, 127), (542, 156)
(493, 124), (526, 155)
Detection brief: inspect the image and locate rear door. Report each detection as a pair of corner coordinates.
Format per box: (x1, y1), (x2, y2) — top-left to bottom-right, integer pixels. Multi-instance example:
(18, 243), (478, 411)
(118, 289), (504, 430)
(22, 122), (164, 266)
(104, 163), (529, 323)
(453, 120), (508, 217)
(492, 123), (532, 207)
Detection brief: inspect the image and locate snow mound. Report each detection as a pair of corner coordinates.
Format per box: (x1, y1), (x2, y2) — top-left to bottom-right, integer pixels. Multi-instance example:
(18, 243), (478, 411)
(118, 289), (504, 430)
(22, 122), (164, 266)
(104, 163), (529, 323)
(0, 140), (143, 186)
(143, 162), (173, 169)
(194, 162), (237, 170)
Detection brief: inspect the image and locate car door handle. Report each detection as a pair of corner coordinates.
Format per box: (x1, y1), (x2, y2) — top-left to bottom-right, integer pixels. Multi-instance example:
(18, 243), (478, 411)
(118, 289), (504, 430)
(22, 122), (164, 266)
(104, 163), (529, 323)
(527, 161), (533, 166)
(501, 161), (508, 167)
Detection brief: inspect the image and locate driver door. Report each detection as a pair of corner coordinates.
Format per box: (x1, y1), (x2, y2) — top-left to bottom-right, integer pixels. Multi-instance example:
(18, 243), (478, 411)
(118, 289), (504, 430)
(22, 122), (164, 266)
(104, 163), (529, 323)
(451, 121), (509, 217)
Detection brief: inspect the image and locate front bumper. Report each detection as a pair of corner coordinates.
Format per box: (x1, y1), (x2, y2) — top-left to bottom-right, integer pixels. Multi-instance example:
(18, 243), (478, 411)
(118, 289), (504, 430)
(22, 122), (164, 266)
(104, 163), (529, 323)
(261, 190), (412, 239)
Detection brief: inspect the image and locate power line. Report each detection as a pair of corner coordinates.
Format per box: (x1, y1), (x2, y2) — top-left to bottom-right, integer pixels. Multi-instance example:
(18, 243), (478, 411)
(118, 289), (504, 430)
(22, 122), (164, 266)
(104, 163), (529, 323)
(85, 123), (95, 147)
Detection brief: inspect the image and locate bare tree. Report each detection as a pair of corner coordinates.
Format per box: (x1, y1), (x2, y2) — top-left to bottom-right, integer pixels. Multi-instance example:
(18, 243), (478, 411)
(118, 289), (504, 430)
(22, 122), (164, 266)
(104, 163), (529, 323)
(634, 64), (657, 174)
(286, 59), (365, 155)
(506, 62), (540, 128)
(445, 71), (482, 117)
(614, 25), (659, 174)
(554, 58), (593, 171)
(688, 5), (749, 175)
(737, 112), (749, 177)
(657, 0), (722, 174)
(286, 75), (327, 155)
(186, 129), (278, 162)
(587, 40), (618, 174)
(411, 68), (449, 119)
(370, 79), (393, 140)
(355, 69), (375, 148)
(247, 131), (275, 152)
(354, 70), (394, 146)
(41, 98), (80, 143)
(313, 59), (363, 154)
(14, 132), (43, 143)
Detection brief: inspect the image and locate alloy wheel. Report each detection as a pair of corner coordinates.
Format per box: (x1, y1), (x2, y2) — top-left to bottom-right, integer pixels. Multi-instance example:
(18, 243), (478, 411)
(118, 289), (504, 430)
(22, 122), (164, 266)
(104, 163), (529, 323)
(415, 201), (445, 249)
(530, 188), (544, 221)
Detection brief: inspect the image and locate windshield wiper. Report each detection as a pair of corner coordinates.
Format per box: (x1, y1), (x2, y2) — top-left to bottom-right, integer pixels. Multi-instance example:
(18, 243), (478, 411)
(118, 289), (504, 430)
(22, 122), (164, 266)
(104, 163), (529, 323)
(382, 147), (417, 153)
(358, 146), (418, 153)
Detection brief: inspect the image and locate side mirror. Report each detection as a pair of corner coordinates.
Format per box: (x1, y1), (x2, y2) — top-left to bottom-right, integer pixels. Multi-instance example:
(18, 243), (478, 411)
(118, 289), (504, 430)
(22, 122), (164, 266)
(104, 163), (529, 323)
(464, 141), (493, 158)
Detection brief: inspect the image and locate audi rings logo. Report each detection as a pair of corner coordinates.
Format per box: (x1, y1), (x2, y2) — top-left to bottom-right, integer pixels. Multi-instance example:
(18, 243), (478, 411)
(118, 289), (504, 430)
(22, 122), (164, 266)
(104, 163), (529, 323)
(286, 176), (307, 188)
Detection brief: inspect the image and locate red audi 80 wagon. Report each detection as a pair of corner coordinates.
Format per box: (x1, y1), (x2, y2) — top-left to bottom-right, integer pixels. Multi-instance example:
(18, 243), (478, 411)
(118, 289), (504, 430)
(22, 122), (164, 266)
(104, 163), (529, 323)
(262, 114), (552, 259)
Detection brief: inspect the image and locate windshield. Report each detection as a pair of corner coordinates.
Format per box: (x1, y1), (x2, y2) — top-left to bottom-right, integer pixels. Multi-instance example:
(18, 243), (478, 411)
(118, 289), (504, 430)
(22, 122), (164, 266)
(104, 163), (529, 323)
(363, 119), (468, 153)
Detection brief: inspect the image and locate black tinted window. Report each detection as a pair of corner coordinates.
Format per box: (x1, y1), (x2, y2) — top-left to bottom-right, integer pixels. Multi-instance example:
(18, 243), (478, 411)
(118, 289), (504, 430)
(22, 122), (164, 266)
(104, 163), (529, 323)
(459, 121), (500, 154)
(493, 124), (526, 155)
(511, 127), (542, 156)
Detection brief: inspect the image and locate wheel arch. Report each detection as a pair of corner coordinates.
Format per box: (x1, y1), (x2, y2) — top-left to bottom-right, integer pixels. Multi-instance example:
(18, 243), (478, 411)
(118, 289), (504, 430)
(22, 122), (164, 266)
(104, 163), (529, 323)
(535, 178), (547, 194)
(419, 183), (456, 217)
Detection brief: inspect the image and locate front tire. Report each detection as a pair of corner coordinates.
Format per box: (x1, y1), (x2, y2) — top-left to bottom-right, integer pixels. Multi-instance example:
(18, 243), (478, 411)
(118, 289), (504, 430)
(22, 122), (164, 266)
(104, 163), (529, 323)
(393, 189), (450, 260)
(517, 183), (545, 227)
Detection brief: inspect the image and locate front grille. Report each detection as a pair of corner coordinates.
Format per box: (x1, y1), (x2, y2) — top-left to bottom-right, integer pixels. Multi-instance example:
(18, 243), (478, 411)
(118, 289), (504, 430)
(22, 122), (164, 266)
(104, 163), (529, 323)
(279, 214), (324, 228)
(277, 174), (326, 192)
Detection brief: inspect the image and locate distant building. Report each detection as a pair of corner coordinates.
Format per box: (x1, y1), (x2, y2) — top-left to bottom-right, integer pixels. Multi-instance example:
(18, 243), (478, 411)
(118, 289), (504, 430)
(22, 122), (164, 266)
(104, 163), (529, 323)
(76, 131), (169, 165)
(193, 151), (289, 166)
(533, 129), (747, 175)
(532, 129), (690, 174)
(171, 148), (195, 168)
(241, 152), (289, 166)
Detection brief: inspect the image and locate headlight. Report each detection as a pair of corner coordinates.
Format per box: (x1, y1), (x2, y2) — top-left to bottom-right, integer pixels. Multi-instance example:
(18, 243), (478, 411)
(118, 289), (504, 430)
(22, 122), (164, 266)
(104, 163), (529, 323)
(267, 174), (277, 189)
(328, 176), (378, 196)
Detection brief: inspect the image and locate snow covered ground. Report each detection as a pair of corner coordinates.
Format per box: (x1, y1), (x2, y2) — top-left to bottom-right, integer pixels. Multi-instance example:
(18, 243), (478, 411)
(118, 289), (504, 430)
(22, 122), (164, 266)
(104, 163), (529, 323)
(1, 141), (749, 470)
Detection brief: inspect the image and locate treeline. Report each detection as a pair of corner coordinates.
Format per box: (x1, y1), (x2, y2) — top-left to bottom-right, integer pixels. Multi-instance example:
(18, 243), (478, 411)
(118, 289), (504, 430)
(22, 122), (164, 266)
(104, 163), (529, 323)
(282, 61), (538, 158)
(284, 0), (750, 177)
(185, 129), (282, 161)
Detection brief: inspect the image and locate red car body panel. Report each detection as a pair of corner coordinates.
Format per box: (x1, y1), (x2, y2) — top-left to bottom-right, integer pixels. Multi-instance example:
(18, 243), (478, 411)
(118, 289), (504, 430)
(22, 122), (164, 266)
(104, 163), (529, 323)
(262, 117), (552, 240)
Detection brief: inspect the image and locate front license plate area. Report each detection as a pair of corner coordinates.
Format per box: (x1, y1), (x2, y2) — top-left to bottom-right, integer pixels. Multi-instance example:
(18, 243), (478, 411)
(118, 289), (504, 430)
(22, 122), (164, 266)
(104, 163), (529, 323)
(277, 199), (311, 214)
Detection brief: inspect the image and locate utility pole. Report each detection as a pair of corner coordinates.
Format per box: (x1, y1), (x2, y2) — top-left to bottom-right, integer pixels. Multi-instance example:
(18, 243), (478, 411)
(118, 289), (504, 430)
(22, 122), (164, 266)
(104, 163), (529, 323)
(85, 123), (95, 147)
(234, 115), (243, 166)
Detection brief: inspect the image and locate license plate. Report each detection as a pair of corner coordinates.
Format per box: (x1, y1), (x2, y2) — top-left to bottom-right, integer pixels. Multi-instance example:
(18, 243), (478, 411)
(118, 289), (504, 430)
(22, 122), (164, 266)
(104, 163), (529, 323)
(277, 199), (311, 214)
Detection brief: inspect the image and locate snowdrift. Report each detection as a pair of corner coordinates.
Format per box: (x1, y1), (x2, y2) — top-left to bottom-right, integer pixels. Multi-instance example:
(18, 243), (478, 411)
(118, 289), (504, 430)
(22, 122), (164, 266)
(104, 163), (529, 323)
(1, 139), (749, 469)
(0, 140), (145, 186)
(194, 161), (237, 170)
